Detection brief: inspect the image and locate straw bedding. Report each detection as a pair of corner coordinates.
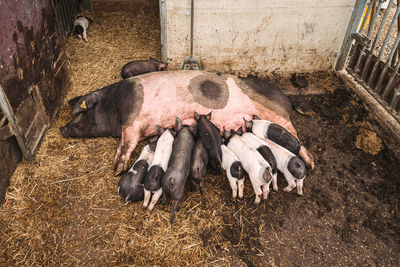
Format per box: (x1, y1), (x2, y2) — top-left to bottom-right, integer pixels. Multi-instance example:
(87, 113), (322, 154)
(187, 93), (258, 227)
(1, 7), (400, 267)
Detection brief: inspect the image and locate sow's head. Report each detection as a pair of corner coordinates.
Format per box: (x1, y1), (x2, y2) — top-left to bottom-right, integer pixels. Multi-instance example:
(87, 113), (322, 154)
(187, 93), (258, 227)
(60, 91), (120, 138)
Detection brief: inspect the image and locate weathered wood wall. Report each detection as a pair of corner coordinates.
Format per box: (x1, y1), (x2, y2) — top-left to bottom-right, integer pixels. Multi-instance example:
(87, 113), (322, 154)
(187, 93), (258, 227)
(0, 0), (70, 204)
(91, 0), (157, 12)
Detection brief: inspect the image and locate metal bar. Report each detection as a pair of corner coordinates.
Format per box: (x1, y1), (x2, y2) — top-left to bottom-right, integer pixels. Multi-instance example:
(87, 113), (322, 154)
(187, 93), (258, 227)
(390, 88), (400, 106)
(346, 67), (400, 122)
(361, 0), (395, 80)
(360, 0), (374, 34)
(335, 0), (368, 70)
(0, 85), (33, 160)
(381, 52), (400, 98)
(374, 29), (400, 91)
(159, 0), (168, 63)
(354, 1), (384, 73)
(190, 0), (194, 59)
(367, 5), (400, 85)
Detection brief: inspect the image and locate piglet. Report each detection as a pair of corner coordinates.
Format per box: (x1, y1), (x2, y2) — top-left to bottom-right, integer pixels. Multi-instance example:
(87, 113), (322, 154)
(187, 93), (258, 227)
(241, 132), (278, 191)
(190, 138), (208, 194)
(143, 126), (174, 210)
(263, 138), (307, 195)
(118, 143), (155, 203)
(221, 144), (245, 199)
(225, 127), (273, 204)
(245, 115), (301, 156)
(194, 111), (222, 173)
(162, 118), (196, 223)
(74, 16), (92, 42)
(120, 57), (168, 79)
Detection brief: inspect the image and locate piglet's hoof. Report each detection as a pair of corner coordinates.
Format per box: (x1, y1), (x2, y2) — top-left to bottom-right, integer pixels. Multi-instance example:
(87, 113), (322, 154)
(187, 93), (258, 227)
(114, 161), (124, 176)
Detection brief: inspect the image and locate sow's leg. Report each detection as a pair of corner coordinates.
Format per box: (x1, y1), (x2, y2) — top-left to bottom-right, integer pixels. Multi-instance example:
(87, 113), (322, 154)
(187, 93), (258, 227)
(114, 123), (142, 176)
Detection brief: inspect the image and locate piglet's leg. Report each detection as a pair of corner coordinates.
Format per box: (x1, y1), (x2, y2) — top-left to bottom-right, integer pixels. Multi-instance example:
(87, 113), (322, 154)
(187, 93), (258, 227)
(148, 188), (162, 210)
(262, 183), (271, 200)
(296, 179), (304, 196)
(283, 179), (297, 192)
(228, 178), (238, 199)
(114, 124), (142, 176)
(252, 185), (262, 205)
(170, 200), (180, 223)
(143, 189), (151, 209)
(272, 174), (278, 191)
(238, 179), (244, 199)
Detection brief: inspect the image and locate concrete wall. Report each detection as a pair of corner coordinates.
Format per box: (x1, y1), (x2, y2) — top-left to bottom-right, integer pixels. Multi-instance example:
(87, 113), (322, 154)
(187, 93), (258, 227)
(164, 0), (356, 76)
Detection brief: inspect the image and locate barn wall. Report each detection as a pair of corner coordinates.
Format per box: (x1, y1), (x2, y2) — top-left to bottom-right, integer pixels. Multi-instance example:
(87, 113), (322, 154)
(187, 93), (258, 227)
(164, 0), (356, 75)
(0, 0), (69, 204)
(91, 0), (158, 12)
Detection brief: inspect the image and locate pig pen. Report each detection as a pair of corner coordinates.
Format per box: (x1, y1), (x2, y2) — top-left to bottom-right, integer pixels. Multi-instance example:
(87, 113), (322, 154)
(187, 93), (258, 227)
(1, 9), (400, 267)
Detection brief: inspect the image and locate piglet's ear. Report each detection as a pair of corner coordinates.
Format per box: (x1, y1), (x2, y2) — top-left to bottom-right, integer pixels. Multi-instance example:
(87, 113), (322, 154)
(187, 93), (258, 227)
(243, 117), (253, 132)
(236, 127), (243, 136)
(189, 122), (197, 135)
(206, 111), (212, 120)
(253, 114), (261, 120)
(156, 125), (166, 136)
(194, 111), (200, 121)
(223, 127), (231, 140)
(174, 117), (182, 132)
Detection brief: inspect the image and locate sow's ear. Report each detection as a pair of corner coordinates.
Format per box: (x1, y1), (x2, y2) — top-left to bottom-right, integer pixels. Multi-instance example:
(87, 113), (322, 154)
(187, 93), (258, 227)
(72, 93), (99, 116)
(68, 95), (82, 106)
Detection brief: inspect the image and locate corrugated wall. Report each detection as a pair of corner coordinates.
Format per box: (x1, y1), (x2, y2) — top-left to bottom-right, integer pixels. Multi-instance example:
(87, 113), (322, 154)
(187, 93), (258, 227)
(164, 0), (356, 75)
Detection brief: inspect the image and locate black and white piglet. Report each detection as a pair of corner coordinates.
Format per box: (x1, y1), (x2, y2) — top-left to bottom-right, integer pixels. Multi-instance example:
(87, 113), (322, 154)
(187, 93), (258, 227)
(74, 16), (92, 42)
(241, 132), (278, 191)
(246, 115), (301, 156)
(120, 57), (168, 79)
(221, 144), (245, 199)
(194, 111), (222, 173)
(162, 117), (196, 223)
(143, 126), (174, 210)
(190, 138), (208, 194)
(225, 127), (273, 204)
(118, 142), (155, 203)
(263, 138), (307, 195)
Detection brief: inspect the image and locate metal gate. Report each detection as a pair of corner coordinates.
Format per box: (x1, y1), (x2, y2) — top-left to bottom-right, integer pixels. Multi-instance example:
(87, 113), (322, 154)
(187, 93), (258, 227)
(51, 0), (81, 41)
(336, 0), (400, 122)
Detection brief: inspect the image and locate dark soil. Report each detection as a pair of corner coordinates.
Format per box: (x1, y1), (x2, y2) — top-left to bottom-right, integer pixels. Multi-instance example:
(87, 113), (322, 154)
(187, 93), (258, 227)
(211, 73), (400, 266)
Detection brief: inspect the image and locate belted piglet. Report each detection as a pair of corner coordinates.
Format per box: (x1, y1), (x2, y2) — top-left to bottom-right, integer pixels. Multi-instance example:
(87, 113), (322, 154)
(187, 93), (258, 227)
(221, 144), (245, 199)
(263, 138), (307, 195)
(118, 142), (155, 203)
(225, 127), (273, 204)
(143, 126), (174, 210)
(245, 115), (302, 157)
(190, 138), (208, 194)
(162, 117), (196, 223)
(74, 16), (92, 42)
(120, 57), (168, 79)
(194, 111), (222, 173)
(241, 132), (278, 191)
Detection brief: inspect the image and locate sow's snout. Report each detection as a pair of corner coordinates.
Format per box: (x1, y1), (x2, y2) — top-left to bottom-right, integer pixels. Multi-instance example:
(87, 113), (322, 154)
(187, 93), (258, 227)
(59, 123), (72, 137)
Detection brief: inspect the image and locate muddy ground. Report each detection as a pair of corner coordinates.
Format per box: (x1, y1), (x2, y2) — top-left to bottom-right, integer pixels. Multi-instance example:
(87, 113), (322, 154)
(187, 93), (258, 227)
(1, 10), (400, 266)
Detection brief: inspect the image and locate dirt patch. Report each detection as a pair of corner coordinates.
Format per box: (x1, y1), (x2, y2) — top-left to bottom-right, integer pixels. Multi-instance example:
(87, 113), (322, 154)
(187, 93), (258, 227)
(355, 128), (383, 155)
(1, 10), (400, 267)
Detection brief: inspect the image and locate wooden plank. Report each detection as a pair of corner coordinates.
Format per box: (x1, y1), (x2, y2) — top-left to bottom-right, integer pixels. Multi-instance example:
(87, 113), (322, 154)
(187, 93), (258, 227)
(0, 84), (33, 160)
(0, 123), (13, 140)
(14, 94), (36, 132)
(25, 113), (47, 154)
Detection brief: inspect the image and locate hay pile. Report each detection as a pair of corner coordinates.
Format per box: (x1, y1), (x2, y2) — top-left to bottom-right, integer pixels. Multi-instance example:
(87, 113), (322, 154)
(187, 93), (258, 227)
(0, 9), (249, 265)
